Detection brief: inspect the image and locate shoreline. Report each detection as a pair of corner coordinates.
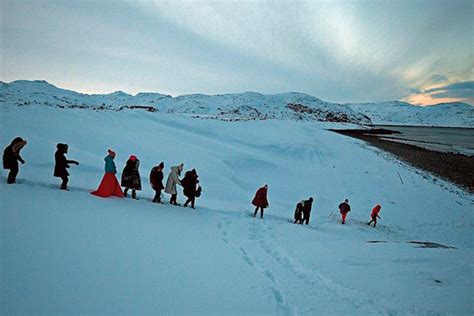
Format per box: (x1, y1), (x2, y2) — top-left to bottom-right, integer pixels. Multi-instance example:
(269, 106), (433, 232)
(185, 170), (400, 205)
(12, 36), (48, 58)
(372, 124), (474, 130)
(331, 129), (474, 193)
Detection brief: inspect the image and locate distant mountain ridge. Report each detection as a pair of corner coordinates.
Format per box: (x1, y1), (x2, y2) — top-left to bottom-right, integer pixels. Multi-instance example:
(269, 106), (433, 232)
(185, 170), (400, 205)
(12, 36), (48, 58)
(347, 100), (473, 127)
(1, 80), (473, 127)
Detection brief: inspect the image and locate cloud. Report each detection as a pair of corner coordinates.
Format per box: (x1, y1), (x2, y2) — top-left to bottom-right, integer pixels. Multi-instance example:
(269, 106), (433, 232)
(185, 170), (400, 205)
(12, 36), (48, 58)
(404, 80), (474, 106)
(1, 0), (473, 104)
(428, 74), (449, 84)
(424, 81), (474, 101)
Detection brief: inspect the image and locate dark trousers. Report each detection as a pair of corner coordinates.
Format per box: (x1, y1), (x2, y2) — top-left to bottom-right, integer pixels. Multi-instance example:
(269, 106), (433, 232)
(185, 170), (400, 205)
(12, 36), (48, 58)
(153, 189), (162, 203)
(170, 194), (178, 205)
(7, 166), (18, 184)
(60, 175), (69, 190)
(184, 196), (195, 208)
(124, 188), (137, 199)
(302, 212), (310, 225)
(368, 216), (378, 227)
(253, 206), (264, 218)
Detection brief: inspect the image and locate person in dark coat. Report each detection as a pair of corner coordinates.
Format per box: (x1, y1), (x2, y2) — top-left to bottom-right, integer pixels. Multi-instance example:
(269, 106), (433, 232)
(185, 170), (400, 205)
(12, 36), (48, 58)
(252, 184), (269, 218)
(3, 137), (27, 184)
(121, 155), (141, 199)
(302, 197), (314, 225)
(338, 198), (351, 224)
(54, 143), (79, 190)
(150, 162), (165, 203)
(294, 200), (305, 224)
(181, 169), (200, 209)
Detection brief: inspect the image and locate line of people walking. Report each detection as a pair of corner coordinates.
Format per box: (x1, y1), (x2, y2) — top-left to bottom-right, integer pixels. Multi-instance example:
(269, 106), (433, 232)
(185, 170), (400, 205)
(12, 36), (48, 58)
(3, 137), (382, 226)
(251, 184), (382, 227)
(2, 138), (201, 209)
(89, 149), (201, 208)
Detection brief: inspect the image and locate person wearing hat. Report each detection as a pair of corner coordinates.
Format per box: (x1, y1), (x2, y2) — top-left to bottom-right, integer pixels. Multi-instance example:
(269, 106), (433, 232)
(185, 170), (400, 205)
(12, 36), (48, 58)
(367, 204), (382, 227)
(53, 143), (79, 190)
(181, 168), (200, 209)
(338, 198), (351, 224)
(293, 200), (305, 224)
(3, 137), (27, 184)
(165, 163), (184, 205)
(149, 162), (165, 203)
(121, 155), (142, 199)
(252, 184), (269, 218)
(91, 149), (123, 198)
(302, 197), (314, 225)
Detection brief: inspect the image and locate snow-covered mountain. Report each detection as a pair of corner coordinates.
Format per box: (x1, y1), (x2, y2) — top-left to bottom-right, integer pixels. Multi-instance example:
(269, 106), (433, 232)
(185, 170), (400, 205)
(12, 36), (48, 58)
(347, 101), (474, 127)
(0, 80), (371, 124)
(2, 80), (473, 127)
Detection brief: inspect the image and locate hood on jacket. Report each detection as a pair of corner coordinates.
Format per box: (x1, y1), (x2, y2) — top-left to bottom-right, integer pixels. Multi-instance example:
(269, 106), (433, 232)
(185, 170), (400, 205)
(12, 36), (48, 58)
(171, 166), (179, 173)
(56, 143), (68, 153)
(9, 137), (27, 151)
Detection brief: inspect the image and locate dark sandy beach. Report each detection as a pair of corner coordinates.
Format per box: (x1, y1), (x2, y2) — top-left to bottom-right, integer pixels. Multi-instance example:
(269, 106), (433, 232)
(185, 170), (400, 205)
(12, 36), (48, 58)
(331, 129), (474, 193)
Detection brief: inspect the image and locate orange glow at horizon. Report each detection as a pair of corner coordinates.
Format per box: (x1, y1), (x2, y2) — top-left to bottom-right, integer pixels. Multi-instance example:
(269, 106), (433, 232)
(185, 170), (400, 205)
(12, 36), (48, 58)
(403, 93), (467, 106)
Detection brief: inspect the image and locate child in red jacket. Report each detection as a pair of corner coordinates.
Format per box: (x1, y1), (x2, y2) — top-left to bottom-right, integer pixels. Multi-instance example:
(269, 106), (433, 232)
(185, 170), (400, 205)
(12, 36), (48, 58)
(367, 204), (382, 227)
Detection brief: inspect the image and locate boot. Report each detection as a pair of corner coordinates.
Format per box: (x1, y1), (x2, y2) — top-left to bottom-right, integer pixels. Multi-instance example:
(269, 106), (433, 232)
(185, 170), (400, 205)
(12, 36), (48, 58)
(132, 190), (139, 200)
(124, 188), (128, 198)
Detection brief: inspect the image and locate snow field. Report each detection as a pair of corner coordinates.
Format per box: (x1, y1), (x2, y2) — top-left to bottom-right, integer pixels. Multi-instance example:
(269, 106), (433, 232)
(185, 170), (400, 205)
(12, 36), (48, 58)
(1, 105), (473, 314)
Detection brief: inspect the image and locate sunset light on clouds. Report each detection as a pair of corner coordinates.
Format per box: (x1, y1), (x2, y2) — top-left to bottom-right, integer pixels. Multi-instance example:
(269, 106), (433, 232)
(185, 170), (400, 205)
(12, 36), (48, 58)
(1, 0), (472, 106)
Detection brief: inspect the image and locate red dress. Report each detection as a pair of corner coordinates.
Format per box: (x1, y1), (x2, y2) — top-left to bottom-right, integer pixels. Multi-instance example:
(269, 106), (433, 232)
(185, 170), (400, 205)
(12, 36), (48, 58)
(91, 172), (123, 198)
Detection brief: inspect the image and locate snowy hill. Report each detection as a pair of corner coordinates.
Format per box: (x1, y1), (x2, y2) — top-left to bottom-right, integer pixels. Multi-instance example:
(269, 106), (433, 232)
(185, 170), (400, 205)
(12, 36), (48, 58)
(1, 80), (369, 124)
(3, 80), (473, 127)
(347, 101), (474, 127)
(0, 103), (472, 314)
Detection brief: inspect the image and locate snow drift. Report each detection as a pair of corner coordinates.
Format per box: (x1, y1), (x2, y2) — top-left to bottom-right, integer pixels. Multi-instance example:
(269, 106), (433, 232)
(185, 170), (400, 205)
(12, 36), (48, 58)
(0, 98), (472, 314)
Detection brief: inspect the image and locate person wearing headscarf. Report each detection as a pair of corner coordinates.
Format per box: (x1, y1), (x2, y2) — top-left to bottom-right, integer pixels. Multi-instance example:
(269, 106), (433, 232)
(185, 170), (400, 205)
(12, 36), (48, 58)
(91, 149), (123, 198)
(121, 155), (142, 200)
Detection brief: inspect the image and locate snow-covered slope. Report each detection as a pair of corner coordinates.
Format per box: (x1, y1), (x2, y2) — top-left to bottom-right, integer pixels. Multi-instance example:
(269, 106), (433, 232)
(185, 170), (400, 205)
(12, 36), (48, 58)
(347, 101), (474, 127)
(0, 104), (472, 314)
(0, 80), (369, 124)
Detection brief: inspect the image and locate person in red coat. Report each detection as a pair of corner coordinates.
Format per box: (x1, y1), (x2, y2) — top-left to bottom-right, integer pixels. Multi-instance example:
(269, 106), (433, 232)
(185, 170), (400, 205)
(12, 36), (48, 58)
(252, 184), (269, 218)
(91, 149), (123, 198)
(367, 204), (382, 227)
(338, 199), (351, 224)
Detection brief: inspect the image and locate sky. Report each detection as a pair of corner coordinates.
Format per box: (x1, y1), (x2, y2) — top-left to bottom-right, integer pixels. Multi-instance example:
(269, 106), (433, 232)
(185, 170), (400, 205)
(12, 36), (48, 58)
(1, 0), (473, 105)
